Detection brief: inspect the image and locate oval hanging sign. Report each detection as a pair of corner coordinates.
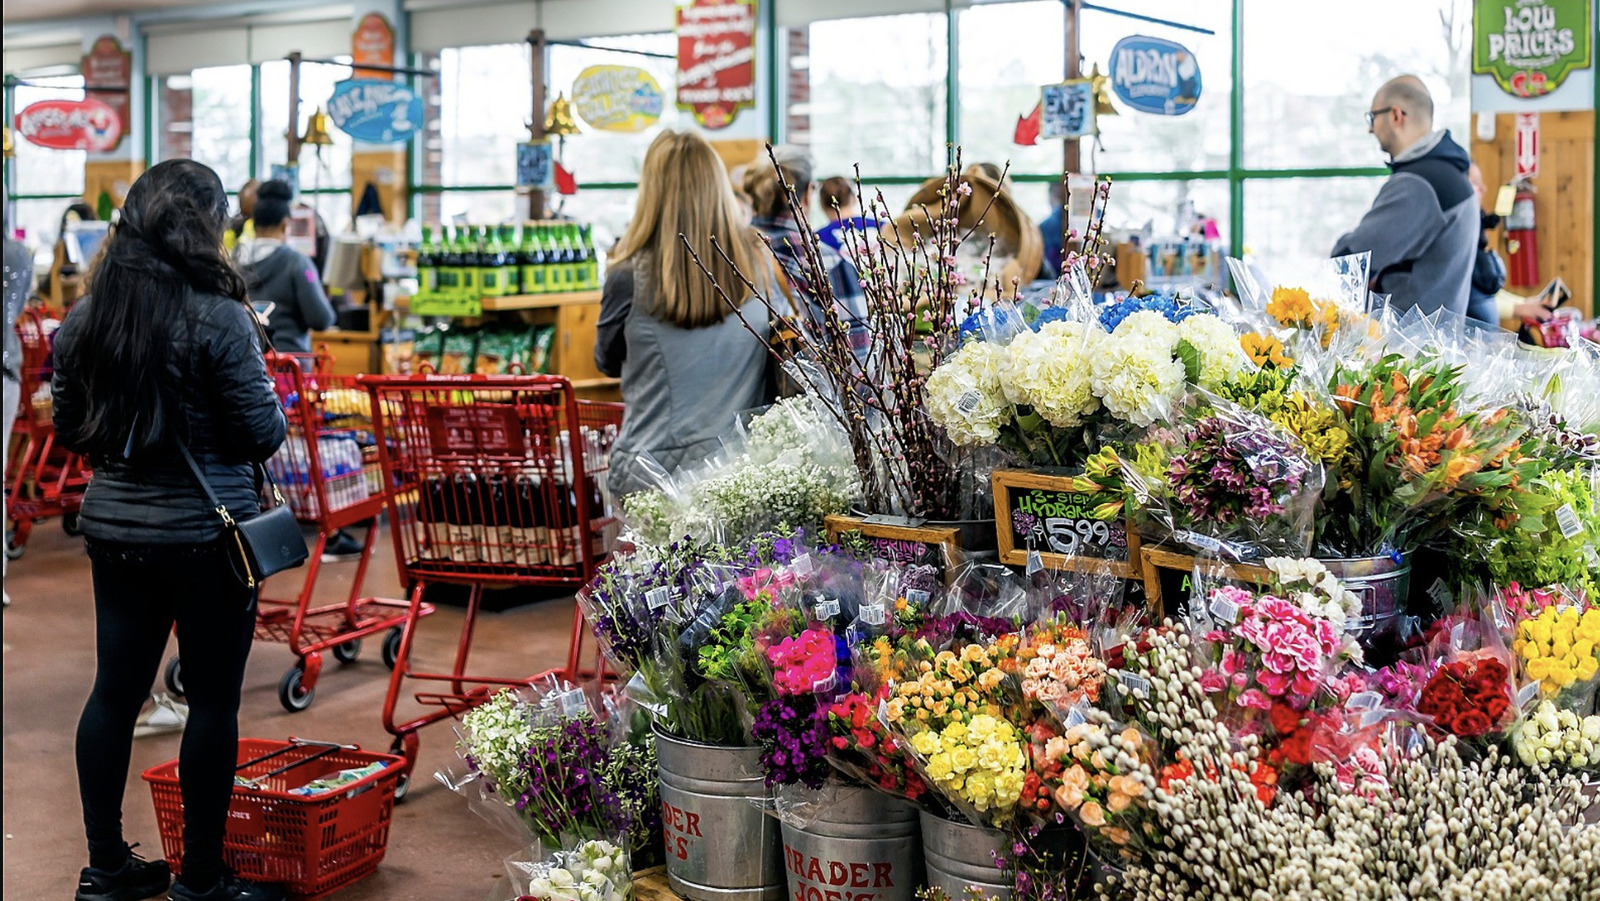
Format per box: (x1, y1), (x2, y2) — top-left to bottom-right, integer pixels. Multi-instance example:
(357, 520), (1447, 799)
(325, 78), (423, 144)
(1109, 35), (1202, 116)
(572, 65), (664, 133)
(15, 97), (123, 152)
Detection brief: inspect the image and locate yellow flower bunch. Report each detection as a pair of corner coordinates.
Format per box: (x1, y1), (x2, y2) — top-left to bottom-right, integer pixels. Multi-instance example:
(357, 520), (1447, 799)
(1269, 393), (1352, 467)
(1266, 286), (1343, 348)
(910, 714), (1027, 823)
(885, 644), (1009, 731)
(1514, 606), (1600, 695)
(1241, 332), (1292, 369)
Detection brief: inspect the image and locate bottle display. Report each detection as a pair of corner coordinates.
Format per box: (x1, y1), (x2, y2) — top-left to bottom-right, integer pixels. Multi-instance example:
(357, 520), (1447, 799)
(415, 220), (598, 298)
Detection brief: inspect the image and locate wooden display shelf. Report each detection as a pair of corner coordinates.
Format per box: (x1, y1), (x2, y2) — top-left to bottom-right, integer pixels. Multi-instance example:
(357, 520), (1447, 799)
(480, 289), (602, 311)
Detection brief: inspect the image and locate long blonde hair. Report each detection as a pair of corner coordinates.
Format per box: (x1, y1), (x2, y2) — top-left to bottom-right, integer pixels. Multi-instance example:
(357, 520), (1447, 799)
(612, 130), (766, 329)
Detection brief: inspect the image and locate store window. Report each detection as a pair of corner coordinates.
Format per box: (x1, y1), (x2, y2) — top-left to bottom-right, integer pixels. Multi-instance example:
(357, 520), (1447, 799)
(156, 65), (254, 191)
(260, 58), (356, 193)
(1242, 0), (1472, 169)
(956, 1), (1065, 180)
(8, 74), (89, 252)
(549, 33), (681, 184)
(1244, 176), (1387, 287)
(793, 12), (948, 180)
(433, 44), (533, 189)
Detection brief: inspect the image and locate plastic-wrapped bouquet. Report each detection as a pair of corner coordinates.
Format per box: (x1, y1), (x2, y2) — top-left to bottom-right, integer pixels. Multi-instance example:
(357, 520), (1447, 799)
(506, 838), (631, 901)
(1019, 707), (1154, 853)
(1511, 700), (1600, 771)
(1512, 603), (1600, 712)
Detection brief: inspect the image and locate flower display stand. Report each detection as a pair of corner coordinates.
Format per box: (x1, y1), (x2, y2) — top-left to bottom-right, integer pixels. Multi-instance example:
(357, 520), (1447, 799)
(1138, 546), (1271, 622)
(990, 469), (1145, 581)
(824, 514), (965, 584)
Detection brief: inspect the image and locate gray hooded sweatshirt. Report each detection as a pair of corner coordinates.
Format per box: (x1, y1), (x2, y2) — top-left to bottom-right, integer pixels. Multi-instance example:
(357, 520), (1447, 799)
(238, 239), (336, 353)
(1333, 129), (1478, 317)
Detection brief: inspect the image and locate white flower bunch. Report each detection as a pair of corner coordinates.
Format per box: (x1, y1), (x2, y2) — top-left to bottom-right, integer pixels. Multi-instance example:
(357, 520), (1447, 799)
(459, 689), (534, 795)
(925, 339), (1009, 445)
(1176, 314), (1248, 389)
(620, 489), (674, 546)
(693, 459), (856, 543)
(1000, 321), (1103, 429)
(1513, 700), (1600, 770)
(518, 839), (631, 901)
(1100, 625), (1600, 901)
(1091, 311), (1186, 428)
(1263, 557), (1364, 627)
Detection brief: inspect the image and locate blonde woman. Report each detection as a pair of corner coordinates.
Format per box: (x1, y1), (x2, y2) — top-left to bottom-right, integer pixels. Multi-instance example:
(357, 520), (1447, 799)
(594, 130), (783, 497)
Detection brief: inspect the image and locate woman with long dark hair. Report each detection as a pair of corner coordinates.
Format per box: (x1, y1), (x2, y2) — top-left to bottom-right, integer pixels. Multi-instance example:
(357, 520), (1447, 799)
(53, 159), (288, 901)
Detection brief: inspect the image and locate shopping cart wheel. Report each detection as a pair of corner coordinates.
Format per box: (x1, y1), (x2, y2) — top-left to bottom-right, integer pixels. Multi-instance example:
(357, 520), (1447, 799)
(61, 513), (83, 537)
(4, 529), (23, 561)
(389, 737), (413, 801)
(381, 627), (404, 670)
(277, 666), (315, 713)
(163, 657), (185, 697)
(332, 639), (362, 664)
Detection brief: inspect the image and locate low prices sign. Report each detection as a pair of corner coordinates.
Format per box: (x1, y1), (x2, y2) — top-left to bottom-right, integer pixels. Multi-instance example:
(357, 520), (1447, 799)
(572, 65), (665, 133)
(15, 97), (123, 152)
(1473, 0), (1592, 98)
(326, 78), (423, 144)
(81, 35), (131, 151)
(676, 0), (756, 130)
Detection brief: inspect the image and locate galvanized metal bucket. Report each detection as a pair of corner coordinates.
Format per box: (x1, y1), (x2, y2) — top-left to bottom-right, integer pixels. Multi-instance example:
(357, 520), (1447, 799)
(779, 783), (923, 901)
(1322, 555), (1411, 662)
(919, 810), (1012, 901)
(656, 728), (785, 901)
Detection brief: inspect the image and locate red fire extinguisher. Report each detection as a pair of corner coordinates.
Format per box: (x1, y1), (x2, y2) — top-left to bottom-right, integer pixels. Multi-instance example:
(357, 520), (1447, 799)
(1504, 178), (1539, 288)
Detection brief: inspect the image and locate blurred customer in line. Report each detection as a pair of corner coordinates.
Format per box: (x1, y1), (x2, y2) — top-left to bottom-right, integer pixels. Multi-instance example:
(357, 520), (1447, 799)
(594, 130), (784, 497)
(1332, 75), (1475, 316)
(226, 178), (259, 249)
(815, 175), (880, 258)
(1038, 180), (1066, 280)
(237, 180), (336, 354)
(3, 213), (33, 608)
(1465, 163), (1550, 328)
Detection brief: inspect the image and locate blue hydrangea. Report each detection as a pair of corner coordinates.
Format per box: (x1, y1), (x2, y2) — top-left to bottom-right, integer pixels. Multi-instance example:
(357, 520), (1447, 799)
(1029, 306), (1073, 330)
(957, 306), (1026, 343)
(1097, 292), (1195, 332)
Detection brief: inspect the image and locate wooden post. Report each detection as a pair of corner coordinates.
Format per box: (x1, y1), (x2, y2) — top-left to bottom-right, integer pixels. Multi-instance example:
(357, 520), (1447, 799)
(527, 29), (548, 221)
(1061, 1), (1080, 257)
(286, 51), (303, 165)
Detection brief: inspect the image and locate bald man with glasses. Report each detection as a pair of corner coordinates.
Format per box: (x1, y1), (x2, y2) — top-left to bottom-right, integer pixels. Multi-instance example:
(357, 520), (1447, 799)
(1333, 75), (1477, 317)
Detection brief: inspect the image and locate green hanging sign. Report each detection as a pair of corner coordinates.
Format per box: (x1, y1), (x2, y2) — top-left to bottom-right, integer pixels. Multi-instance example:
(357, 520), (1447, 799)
(1473, 0), (1592, 98)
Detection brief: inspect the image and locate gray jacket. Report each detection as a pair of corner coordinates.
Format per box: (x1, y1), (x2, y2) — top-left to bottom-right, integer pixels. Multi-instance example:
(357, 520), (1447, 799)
(239, 240), (336, 353)
(594, 252), (775, 497)
(3, 239), (32, 381)
(1333, 130), (1478, 317)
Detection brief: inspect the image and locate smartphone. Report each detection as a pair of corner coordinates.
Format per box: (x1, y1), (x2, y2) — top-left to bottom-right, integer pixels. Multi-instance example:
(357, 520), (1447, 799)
(252, 301), (276, 325)
(1533, 277), (1571, 310)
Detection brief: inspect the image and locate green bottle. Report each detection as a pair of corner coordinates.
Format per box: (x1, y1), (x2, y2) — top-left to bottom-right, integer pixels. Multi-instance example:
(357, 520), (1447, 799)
(578, 224), (599, 290)
(518, 222), (542, 295)
(417, 225), (438, 295)
(498, 224), (521, 296)
(436, 226), (459, 293)
(548, 223), (571, 294)
(535, 223), (555, 294)
(457, 226), (479, 297)
(477, 225), (502, 297)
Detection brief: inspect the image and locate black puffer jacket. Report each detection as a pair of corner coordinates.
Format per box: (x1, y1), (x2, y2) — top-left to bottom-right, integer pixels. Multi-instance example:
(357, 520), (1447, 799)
(53, 291), (286, 545)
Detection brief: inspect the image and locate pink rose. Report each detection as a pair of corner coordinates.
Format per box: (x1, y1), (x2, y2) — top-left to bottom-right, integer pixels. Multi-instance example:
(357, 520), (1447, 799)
(1237, 689), (1272, 710)
(1199, 670), (1227, 693)
(1256, 671), (1292, 697)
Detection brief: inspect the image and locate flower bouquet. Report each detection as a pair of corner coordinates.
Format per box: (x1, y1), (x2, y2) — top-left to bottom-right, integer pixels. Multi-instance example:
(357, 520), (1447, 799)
(1511, 700), (1600, 771)
(1414, 633), (1518, 743)
(1512, 602), (1600, 714)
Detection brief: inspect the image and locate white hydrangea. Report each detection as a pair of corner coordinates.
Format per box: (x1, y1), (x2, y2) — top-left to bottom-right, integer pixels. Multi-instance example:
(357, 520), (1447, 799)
(926, 339), (1010, 445)
(1177, 313), (1248, 388)
(1000, 321), (1104, 429)
(1090, 312), (1185, 428)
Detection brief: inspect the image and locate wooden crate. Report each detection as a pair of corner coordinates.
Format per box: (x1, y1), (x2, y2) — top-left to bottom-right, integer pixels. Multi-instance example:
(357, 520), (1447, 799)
(990, 469), (1142, 579)
(824, 514), (963, 584)
(1139, 545), (1271, 622)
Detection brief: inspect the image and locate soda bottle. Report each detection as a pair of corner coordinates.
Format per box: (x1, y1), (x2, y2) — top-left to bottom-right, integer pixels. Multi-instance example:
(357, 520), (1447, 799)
(456, 227), (479, 298)
(436, 226), (459, 294)
(518, 223), (541, 296)
(417, 225), (438, 295)
(498, 225), (521, 296)
(578, 224), (599, 290)
(477, 225), (503, 297)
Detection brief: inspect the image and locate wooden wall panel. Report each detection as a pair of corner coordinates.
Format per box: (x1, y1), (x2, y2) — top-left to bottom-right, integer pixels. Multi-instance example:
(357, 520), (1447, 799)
(1471, 111), (1595, 317)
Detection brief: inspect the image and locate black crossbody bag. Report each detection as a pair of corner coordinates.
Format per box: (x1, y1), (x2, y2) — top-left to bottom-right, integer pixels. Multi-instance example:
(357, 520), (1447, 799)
(176, 442), (308, 589)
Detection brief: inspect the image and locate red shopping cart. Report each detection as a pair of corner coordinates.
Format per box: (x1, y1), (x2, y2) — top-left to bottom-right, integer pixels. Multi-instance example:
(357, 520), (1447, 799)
(6, 309), (90, 559)
(360, 373), (623, 796)
(162, 352), (430, 712)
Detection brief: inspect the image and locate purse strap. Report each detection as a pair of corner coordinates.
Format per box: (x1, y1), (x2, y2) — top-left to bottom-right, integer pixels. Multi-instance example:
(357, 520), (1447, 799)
(174, 439), (284, 529)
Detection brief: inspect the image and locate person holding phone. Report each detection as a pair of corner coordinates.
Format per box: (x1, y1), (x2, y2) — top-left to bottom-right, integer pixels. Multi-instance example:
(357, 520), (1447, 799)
(52, 159), (288, 901)
(236, 180), (335, 354)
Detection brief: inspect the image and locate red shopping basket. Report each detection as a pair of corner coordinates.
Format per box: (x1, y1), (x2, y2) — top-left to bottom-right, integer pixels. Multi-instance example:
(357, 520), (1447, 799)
(143, 738), (403, 899)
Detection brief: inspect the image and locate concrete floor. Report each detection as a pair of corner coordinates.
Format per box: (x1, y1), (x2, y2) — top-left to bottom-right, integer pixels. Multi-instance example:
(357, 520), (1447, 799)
(3, 521), (582, 899)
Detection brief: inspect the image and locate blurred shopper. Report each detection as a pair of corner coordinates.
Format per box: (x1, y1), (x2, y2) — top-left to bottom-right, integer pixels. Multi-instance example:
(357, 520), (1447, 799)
(225, 178), (258, 248)
(237, 180), (336, 354)
(814, 175), (880, 257)
(745, 147), (868, 355)
(1038, 180), (1066, 280)
(1465, 163), (1551, 328)
(1332, 75), (1476, 316)
(3, 224), (32, 608)
(594, 130), (783, 497)
(53, 160), (288, 901)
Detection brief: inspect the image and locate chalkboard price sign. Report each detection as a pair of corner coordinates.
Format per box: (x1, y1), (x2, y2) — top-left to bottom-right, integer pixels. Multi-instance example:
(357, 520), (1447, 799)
(824, 515), (962, 585)
(992, 469), (1142, 579)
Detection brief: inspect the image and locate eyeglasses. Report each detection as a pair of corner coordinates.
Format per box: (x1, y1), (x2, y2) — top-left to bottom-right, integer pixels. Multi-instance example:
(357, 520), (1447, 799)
(1365, 106), (1395, 126)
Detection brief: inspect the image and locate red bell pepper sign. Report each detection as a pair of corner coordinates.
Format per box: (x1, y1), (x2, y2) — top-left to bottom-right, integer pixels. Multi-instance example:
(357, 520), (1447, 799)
(15, 98), (123, 152)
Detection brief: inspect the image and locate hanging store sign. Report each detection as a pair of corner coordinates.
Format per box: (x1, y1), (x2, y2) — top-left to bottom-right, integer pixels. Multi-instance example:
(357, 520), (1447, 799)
(517, 142), (554, 189)
(352, 11), (396, 80)
(676, 0), (757, 130)
(326, 78), (423, 144)
(1039, 80), (1096, 139)
(1473, 0), (1592, 98)
(572, 65), (665, 133)
(15, 98), (122, 152)
(81, 35), (131, 151)
(1108, 35), (1202, 116)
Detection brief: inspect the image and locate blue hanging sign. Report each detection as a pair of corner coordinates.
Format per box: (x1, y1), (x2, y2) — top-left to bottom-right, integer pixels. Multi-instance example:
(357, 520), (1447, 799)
(1109, 35), (1202, 116)
(325, 78), (423, 143)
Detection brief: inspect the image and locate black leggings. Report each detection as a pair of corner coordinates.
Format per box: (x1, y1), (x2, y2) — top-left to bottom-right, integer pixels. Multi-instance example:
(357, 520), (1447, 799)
(78, 539), (255, 889)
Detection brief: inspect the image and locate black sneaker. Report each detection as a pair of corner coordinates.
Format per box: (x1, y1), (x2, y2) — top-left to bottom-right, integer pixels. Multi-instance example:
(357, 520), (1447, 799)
(167, 874), (286, 901)
(320, 529), (365, 562)
(76, 845), (171, 901)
